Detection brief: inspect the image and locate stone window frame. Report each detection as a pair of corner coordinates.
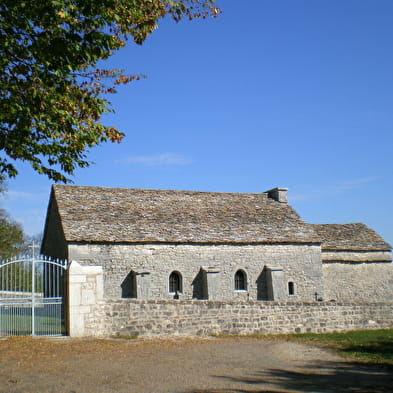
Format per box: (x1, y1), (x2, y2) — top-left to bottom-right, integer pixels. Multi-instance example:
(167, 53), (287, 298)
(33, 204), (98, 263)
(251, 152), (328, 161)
(169, 271), (183, 294)
(234, 269), (247, 291)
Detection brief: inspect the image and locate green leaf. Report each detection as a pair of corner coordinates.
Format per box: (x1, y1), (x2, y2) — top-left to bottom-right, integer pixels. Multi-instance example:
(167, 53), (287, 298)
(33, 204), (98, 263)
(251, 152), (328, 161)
(0, 0), (221, 182)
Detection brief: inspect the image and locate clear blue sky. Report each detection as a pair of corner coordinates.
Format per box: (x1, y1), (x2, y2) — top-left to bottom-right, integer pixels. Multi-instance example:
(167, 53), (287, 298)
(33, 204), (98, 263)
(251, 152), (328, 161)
(2, 0), (393, 247)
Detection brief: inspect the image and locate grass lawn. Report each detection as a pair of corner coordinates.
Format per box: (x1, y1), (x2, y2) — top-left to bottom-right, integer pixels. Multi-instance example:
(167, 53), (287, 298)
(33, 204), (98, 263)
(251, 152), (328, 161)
(284, 329), (393, 367)
(0, 313), (64, 335)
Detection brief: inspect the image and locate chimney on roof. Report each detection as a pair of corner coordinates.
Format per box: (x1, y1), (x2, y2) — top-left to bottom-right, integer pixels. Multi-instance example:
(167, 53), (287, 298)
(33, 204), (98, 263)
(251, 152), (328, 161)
(266, 187), (288, 203)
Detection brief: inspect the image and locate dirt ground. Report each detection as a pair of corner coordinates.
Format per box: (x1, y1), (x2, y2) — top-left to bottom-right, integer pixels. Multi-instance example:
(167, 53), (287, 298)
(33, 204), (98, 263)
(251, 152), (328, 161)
(0, 336), (392, 393)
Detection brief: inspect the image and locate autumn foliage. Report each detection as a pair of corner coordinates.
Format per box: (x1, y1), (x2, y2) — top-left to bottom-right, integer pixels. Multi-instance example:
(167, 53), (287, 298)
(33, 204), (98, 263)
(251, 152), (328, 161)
(0, 0), (220, 182)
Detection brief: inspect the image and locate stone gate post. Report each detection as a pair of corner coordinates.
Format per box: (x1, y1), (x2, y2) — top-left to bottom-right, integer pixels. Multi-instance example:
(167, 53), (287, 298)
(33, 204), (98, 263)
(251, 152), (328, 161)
(66, 261), (103, 337)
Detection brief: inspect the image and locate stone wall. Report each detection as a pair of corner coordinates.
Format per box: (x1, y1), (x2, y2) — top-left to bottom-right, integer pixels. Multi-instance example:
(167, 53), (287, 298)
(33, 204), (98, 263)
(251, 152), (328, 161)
(68, 243), (324, 302)
(83, 299), (393, 337)
(321, 250), (392, 262)
(323, 261), (393, 302)
(67, 260), (393, 338)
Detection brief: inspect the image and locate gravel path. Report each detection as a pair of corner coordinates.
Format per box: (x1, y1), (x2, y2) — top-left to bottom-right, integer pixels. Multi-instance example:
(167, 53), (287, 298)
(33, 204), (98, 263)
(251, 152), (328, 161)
(0, 336), (392, 393)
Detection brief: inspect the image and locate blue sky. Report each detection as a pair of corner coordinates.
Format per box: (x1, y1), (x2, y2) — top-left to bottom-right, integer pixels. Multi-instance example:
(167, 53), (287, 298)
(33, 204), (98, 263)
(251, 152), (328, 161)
(2, 0), (393, 246)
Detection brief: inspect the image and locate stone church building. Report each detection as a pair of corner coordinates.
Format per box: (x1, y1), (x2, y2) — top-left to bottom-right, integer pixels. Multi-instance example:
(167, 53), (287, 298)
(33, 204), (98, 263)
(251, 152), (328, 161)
(41, 185), (392, 303)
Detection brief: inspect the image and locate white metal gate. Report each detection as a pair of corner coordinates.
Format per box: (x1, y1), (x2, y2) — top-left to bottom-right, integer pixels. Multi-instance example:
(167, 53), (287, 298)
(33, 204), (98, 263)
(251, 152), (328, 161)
(0, 256), (68, 336)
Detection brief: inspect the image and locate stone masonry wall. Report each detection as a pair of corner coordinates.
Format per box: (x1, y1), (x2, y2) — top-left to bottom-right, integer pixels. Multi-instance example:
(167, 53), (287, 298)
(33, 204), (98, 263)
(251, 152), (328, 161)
(323, 262), (393, 302)
(84, 299), (393, 337)
(68, 243), (323, 302)
(321, 250), (392, 262)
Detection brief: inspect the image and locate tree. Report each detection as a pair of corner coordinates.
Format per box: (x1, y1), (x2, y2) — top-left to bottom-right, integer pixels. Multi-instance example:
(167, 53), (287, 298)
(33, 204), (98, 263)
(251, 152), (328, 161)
(0, 0), (220, 182)
(20, 232), (43, 258)
(0, 209), (25, 260)
(0, 176), (25, 259)
(0, 209), (25, 259)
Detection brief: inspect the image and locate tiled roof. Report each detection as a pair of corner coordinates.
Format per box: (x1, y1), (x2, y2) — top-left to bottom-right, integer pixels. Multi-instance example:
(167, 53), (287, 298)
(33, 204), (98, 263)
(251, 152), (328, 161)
(312, 223), (391, 251)
(51, 185), (320, 244)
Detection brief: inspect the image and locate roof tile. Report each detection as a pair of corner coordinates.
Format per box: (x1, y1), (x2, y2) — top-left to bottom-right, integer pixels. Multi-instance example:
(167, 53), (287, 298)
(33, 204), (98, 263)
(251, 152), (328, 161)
(52, 185), (319, 244)
(313, 223), (391, 251)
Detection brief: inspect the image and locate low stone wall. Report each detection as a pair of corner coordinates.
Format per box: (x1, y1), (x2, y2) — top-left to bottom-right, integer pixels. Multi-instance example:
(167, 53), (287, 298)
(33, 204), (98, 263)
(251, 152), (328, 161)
(83, 300), (393, 337)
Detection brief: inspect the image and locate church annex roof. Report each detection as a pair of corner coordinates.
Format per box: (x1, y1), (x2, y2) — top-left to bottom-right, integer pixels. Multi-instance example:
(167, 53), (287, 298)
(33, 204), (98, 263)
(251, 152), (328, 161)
(312, 223), (391, 251)
(49, 185), (320, 244)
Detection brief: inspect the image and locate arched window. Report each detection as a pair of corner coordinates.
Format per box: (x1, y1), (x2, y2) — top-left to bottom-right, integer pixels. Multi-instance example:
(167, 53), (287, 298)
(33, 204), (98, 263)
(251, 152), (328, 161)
(169, 271), (182, 293)
(288, 281), (295, 296)
(234, 270), (247, 291)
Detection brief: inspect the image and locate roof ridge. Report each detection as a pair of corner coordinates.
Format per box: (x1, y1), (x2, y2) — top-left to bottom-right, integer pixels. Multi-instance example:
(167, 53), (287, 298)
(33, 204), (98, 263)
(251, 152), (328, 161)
(53, 184), (270, 197)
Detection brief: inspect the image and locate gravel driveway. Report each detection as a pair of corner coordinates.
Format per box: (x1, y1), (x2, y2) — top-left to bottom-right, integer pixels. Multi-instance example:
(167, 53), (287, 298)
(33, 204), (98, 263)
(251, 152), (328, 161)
(0, 336), (392, 393)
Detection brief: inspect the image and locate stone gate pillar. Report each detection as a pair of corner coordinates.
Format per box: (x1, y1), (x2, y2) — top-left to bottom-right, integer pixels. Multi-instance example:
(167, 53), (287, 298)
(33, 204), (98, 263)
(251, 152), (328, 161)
(66, 261), (103, 337)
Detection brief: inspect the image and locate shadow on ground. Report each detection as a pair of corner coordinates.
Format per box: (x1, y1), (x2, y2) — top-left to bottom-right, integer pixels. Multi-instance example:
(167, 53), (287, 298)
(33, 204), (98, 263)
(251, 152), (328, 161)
(339, 340), (393, 364)
(186, 359), (393, 393)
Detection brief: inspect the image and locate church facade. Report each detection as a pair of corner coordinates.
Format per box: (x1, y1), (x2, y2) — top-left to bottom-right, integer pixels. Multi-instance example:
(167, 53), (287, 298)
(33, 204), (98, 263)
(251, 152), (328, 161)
(41, 185), (392, 303)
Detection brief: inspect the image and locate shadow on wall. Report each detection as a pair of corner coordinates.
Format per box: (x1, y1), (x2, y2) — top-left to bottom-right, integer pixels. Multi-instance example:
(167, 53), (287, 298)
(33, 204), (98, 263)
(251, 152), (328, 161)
(256, 267), (269, 300)
(121, 268), (211, 300)
(121, 271), (136, 298)
(120, 267), (273, 300)
(192, 269), (207, 299)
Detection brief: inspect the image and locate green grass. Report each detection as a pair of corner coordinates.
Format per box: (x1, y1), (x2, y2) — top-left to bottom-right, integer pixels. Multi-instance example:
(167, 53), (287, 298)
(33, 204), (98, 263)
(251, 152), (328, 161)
(212, 329), (393, 367)
(0, 314), (64, 335)
(112, 332), (139, 339)
(284, 329), (393, 366)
